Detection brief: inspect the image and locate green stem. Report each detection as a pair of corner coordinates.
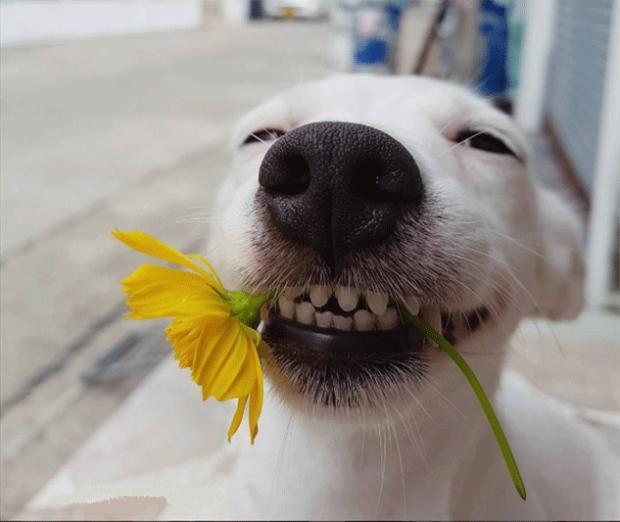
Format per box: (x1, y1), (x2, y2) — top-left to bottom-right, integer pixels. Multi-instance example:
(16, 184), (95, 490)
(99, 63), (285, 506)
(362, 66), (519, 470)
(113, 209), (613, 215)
(402, 310), (527, 501)
(226, 291), (272, 329)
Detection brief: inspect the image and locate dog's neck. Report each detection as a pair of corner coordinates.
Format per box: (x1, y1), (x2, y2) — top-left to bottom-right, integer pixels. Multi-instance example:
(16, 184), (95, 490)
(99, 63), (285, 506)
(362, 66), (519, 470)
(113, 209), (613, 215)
(232, 354), (505, 519)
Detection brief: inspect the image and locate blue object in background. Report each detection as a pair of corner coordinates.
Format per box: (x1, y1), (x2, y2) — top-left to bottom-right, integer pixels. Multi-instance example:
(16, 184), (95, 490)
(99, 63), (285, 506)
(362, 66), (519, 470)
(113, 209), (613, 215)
(354, 38), (389, 65)
(478, 0), (509, 97)
(385, 2), (404, 32)
(350, 1), (405, 70)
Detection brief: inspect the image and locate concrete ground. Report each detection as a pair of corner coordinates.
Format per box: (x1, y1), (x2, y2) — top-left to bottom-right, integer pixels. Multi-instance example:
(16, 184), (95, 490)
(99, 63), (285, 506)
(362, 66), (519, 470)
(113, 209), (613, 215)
(1, 17), (618, 521)
(1, 20), (331, 518)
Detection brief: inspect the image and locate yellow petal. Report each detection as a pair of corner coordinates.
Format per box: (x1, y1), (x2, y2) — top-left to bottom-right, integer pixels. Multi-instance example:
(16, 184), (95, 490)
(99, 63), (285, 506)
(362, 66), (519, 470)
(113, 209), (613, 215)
(168, 316), (262, 442)
(127, 284), (228, 319)
(208, 328), (253, 400)
(196, 322), (243, 400)
(112, 230), (224, 292)
(166, 317), (207, 368)
(227, 396), (248, 442)
(217, 337), (256, 401)
(190, 318), (230, 383)
(187, 254), (226, 294)
(248, 347), (264, 444)
(121, 265), (229, 319)
(122, 264), (207, 292)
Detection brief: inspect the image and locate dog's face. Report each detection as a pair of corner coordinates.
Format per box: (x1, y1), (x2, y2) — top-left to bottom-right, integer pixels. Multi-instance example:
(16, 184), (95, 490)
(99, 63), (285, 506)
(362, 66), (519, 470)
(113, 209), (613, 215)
(210, 75), (584, 417)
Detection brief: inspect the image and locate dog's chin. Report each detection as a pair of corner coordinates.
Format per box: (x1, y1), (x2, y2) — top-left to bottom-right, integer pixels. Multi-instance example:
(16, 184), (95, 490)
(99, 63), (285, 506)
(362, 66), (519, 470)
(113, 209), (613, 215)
(263, 316), (428, 409)
(261, 289), (495, 410)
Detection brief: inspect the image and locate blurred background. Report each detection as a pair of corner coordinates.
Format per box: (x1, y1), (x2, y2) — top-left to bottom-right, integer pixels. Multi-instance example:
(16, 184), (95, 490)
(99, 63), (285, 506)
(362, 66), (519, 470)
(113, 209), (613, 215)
(1, 0), (618, 519)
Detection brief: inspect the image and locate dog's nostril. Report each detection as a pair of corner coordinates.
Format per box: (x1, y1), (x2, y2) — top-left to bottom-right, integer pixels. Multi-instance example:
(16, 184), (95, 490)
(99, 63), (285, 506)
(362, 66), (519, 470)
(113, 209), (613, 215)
(354, 157), (388, 203)
(259, 152), (310, 196)
(353, 157), (420, 204)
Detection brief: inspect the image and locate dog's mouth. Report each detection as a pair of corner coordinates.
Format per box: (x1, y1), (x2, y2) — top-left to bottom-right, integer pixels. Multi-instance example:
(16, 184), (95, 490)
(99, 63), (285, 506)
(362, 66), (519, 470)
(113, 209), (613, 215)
(261, 285), (492, 408)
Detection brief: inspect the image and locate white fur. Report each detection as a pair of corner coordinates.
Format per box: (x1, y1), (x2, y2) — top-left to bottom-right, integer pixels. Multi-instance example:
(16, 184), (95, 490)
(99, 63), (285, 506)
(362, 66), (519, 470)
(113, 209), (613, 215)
(204, 76), (615, 519)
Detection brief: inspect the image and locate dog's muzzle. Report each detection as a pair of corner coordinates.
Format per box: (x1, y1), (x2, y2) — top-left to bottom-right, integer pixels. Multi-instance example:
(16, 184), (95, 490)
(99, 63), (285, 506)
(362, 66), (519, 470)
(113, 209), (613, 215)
(258, 121), (424, 269)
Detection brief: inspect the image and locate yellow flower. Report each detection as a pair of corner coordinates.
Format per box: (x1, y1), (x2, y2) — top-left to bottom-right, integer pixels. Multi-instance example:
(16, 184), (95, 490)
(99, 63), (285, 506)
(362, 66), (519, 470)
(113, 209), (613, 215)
(112, 230), (268, 443)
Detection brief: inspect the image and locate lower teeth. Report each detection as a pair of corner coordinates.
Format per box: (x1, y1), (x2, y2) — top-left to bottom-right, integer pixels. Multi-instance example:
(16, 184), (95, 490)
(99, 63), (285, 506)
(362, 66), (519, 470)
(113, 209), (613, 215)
(353, 310), (375, 331)
(316, 310), (334, 328)
(333, 315), (353, 331)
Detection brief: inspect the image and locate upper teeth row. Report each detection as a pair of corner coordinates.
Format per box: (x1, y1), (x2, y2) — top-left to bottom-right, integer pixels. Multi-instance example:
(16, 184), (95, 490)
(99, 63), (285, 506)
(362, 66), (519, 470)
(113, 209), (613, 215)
(277, 286), (422, 331)
(283, 286), (420, 315)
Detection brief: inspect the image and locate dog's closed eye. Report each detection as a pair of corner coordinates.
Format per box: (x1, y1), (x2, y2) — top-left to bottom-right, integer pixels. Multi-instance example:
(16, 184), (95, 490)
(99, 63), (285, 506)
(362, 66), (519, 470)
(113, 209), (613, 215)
(454, 129), (516, 156)
(242, 128), (286, 145)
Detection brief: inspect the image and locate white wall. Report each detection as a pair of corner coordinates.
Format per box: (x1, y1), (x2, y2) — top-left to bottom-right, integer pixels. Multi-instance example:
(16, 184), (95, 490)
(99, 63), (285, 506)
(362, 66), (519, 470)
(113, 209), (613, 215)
(514, 0), (557, 132)
(1, 0), (204, 46)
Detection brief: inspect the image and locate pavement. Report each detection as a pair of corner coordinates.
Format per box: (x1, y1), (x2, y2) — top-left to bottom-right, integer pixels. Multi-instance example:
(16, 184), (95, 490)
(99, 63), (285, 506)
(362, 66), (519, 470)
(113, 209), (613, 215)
(0, 20), (330, 518)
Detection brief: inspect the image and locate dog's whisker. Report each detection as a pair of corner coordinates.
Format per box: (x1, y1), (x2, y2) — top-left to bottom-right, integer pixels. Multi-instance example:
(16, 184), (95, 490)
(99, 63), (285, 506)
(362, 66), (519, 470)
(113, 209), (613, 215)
(271, 411), (294, 512)
(395, 395), (429, 468)
(404, 385), (435, 424)
(375, 421), (388, 518)
(386, 404), (408, 517)
(421, 375), (467, 421)
(358, 397), (368, 470)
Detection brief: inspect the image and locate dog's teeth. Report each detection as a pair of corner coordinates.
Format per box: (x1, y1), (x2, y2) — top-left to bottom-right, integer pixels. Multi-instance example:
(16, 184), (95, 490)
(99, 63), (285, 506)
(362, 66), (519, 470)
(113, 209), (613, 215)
(353, 309), (375, 331)
(278, 296), (295, 319)
(284, 286), (304, 300)
(309, 285), (331, 307)
(333, 314), (353, 331)
(335, 286), (359, 312)
(403, 295), (421, 316)
(366, 291), (388, 315)
(295, 302), (315, 325)
(315, 310), (334, 328)
(377, 307), (398, 330)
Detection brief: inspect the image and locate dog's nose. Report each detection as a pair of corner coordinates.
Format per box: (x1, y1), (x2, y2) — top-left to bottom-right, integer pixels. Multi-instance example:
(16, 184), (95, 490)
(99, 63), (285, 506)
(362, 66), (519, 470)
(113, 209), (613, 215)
(258, 121), (424, 267)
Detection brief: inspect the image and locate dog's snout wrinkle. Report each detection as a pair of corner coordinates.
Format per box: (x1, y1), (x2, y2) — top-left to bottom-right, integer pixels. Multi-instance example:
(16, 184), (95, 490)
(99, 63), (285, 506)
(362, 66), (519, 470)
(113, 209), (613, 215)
(259, 121), (424, 269)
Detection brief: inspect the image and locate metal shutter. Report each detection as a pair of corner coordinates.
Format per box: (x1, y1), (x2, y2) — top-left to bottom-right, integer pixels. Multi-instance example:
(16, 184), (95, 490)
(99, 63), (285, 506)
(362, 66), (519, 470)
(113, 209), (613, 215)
(546, 0), (614, 193)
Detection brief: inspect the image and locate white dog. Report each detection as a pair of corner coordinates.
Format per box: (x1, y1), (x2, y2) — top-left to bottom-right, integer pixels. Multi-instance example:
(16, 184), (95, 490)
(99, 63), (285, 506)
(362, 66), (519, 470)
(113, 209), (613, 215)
(205, 75), (616, 520)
